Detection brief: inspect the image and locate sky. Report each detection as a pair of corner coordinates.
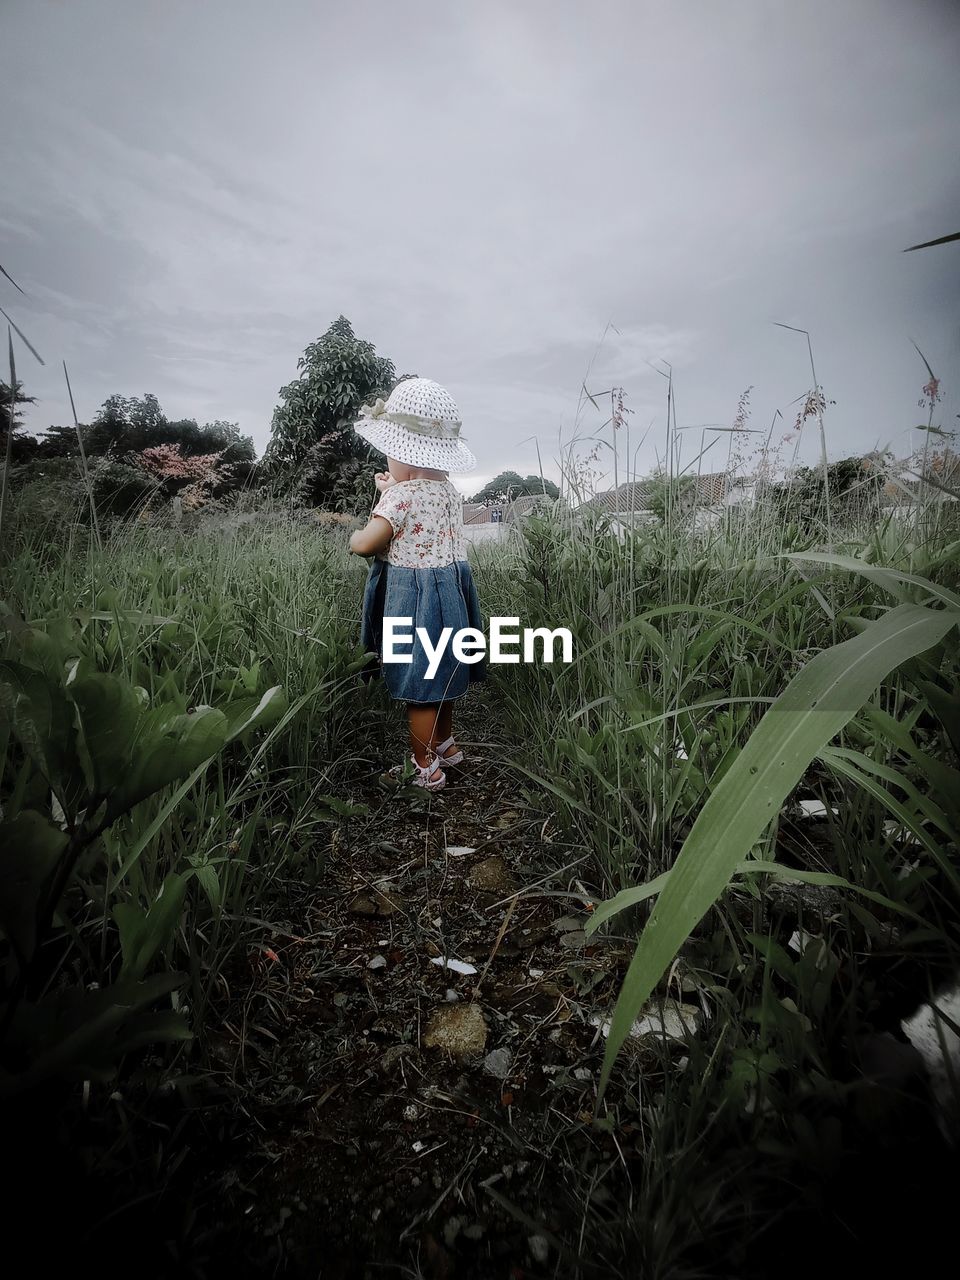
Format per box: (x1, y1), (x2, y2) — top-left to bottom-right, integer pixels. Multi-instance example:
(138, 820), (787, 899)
(1, 0), (958, 497)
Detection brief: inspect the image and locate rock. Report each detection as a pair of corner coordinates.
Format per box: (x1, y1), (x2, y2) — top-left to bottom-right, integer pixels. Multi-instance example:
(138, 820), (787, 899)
(528, 1234), (550, 1264)
(367, 954), (387, 971)
(553, 914), (585, 933)
(483, 1047), (512, 1079)
(430, 956), (477, 975)
(443, 1216), (465, 1248)
(560, 930), (588, 950)
(515, 926), (552, 950)
(467, 856), (516, 893)
(349, 888), (404, 918)
(423, 1004), (488, 1060)
(378, 1043), (418, 1074)
(403, 1104), (419, 1121)
(637, 1000), (700, 1040)
(590, 998), (702, 1043)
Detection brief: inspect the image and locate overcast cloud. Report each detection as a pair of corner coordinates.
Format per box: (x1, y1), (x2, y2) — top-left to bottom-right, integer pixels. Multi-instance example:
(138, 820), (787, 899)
(1, 0), (958, 495)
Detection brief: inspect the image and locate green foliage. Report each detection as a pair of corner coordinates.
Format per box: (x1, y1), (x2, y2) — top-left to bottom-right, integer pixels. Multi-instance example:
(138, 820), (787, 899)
(0, 613), (285, 1093)
(769, 456), (888, 528)
(643, 470), (696, 522)
(263, 315), (396, 509)
(469, 470), (560, 504)
(88, 457), (157, 517)
(591, 596), (959, 1096)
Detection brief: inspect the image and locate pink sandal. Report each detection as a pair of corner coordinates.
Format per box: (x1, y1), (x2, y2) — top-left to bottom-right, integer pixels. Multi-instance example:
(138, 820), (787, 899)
(388, 753), (447, 791)
(435, 736), (464, 767)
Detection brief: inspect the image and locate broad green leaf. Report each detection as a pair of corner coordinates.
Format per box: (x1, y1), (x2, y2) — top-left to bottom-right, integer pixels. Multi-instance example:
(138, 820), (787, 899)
(0, 661), (86, 810)
(114, 871), (188, 980)
(106, 705), (227, 819)
(222, 685), (286, 742)
(193, 863), (221, 912)
(596, 603), (958, 1099)
(0, 810), (68, 962)
(70, 673), (142, 798)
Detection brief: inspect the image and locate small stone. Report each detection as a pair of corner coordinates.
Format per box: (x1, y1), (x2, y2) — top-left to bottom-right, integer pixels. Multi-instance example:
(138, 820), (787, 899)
(443, 1216), (465, 1248)
(423, 1003), (488, 1059)
(367, 954), (387, 971)
(349, 888), (403, 918)
(378, 1043), (418, 1074)
(445, 988), (460, 1002)
(483, 1047), (512, 1080)
(528, 1234), (550, 1264)
(403, 1104), (419, 1121)
(560, 930), (588, 950)
(553, 915), (584, 933)
(573, 1067), (592, 1081)
(467, 856), (516, 893)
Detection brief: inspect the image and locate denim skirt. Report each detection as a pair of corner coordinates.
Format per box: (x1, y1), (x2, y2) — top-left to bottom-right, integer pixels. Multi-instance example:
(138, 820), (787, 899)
(360, 558), (486, 704)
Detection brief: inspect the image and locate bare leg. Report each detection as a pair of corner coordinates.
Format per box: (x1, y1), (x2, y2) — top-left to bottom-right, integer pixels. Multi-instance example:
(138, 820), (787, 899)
(434, 701), (456, 757)
(408, 703), (442, 767)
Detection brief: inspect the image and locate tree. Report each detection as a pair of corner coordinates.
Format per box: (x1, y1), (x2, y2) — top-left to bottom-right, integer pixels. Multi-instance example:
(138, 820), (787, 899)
(643, 470), (695, 523)
(263, 316), (396, 509)
(469, 471), (560, 505)
(1, 379), (39, 464)
(769, 456), (887, 527)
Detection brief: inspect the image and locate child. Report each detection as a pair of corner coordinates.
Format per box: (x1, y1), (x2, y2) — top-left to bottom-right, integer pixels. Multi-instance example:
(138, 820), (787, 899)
(348, 377), (484, 791)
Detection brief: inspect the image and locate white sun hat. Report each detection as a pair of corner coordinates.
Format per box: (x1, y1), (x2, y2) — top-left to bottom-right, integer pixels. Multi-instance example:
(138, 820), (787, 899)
(352, 377), (477, 473)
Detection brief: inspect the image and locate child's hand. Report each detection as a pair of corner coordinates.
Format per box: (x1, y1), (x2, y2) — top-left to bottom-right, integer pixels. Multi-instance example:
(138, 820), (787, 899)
(374, 472), (397, 494)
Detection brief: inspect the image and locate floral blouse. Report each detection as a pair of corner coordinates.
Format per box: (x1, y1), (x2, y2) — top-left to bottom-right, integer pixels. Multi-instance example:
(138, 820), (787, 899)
(371, 478), (466, 568)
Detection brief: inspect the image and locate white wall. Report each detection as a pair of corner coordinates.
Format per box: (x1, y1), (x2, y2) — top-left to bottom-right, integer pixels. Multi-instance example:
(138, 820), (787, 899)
(462, 523), (507, 547)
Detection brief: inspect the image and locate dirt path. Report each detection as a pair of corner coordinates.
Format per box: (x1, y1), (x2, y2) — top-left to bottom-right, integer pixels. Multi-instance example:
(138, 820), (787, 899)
(191, 692), (646, 1278)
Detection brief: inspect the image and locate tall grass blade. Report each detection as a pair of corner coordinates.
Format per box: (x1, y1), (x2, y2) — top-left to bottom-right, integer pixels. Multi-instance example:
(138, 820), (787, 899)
(0, 304), (45, 366)
(903, 232), (960, 252)
(0, 263), (26, 295)
(1, 328), (17, 545)
(63, 361), (102, 551)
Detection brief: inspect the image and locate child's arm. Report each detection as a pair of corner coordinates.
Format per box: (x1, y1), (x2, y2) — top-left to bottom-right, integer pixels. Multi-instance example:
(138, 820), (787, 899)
(349, 472), (400, 557)
(349, 515), (393, 557)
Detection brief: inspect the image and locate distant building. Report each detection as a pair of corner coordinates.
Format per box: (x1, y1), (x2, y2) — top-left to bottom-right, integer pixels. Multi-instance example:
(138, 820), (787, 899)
(577, 473), (753, 533)
(461, 494), (557, 525)
(460, 493), (558, 545)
